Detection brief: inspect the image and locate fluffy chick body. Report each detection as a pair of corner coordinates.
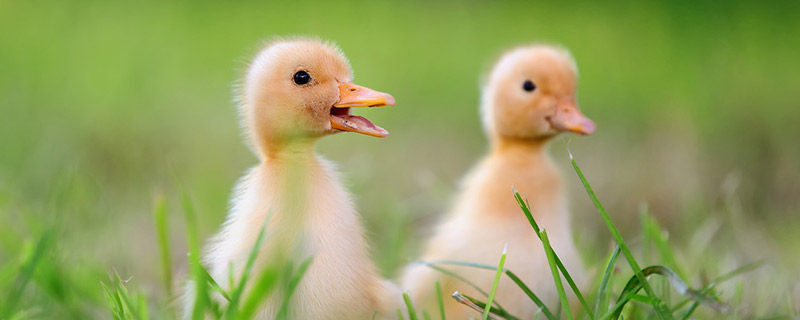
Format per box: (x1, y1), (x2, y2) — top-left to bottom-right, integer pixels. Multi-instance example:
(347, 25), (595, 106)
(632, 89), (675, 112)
(188, 38), (399, 319)
(403, 45), (593, 319)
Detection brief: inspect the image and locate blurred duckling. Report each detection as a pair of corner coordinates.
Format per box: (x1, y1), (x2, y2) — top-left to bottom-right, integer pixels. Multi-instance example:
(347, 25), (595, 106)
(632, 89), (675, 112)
(195, 38), (400, 319)
(402, 45), (595, 319)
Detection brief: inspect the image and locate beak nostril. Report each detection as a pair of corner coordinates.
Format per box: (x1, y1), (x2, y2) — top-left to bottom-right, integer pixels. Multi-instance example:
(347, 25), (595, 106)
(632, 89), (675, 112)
(349, 88), (357, 92)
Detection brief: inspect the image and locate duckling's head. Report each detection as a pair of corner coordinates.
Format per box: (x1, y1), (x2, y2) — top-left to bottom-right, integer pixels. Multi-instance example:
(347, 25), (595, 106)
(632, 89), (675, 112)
(241, 38), (395, 156)
(481, 45), (595, 143)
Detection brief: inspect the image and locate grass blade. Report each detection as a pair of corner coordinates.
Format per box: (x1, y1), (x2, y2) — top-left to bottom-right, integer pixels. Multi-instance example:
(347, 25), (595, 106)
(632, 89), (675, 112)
(404, 292), (419, 320)
(421, 263), (492, 299)
(238, 264), (280, 319)
(137, 293), (149, 320)
(276, 256), (314, 320)
(180, 192), (208, 320)
(514, 190), (593, 318)
(540, 230), (572, 320)
(153, 194), (173, 297)
(675, 261), (763, 319)
(504, 270), (556, 320)
(435, 281), (445, 320)
(594, 245), (621, 316)
(421, 260), (555, 320)
(641, 209), (686, 281)
(1, 231), (52, 318)
(198, 263), (231, 302)
(568, 153), (665, 318)
(604, 265), (723, 319)
(461, 292), (521, 320)
(225, 212), (271, 318)
(482, 244), (507, 320)
(451, 292), (497, 320)
(101, 280), (125, 319)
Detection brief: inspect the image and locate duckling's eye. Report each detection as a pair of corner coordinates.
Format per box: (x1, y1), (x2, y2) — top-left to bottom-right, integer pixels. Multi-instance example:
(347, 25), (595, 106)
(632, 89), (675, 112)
(293, 71), (311, 85)
(523, 80), (536, 92)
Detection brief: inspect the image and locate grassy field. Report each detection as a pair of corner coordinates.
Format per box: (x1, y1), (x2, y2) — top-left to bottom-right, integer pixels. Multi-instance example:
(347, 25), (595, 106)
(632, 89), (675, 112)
(1, 0), (798, 318)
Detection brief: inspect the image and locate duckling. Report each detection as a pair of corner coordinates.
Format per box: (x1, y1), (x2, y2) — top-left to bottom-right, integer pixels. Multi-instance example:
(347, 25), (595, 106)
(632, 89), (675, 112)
(198, 38), (400, 319)
(402, 45), (595, 319)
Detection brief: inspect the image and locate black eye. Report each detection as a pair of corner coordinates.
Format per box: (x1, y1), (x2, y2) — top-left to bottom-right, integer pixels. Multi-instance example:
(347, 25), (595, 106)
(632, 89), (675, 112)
(523, 80), (536, 92)
(293, 70), (311, 85)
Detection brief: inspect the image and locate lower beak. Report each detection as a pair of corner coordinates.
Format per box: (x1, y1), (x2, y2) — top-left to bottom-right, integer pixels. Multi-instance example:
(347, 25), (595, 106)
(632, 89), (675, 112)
(330, 82), (395, 137)
(547, 99), (596, 135)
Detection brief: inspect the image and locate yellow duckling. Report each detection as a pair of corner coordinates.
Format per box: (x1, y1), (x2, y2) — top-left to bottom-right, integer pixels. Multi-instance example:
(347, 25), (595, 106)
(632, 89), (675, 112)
(199, 38), (400, 319)
(402, 44), (595, 319)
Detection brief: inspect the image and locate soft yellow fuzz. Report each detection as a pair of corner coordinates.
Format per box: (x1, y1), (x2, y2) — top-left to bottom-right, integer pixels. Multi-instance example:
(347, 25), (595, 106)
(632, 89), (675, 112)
(187, 38), (400, 319)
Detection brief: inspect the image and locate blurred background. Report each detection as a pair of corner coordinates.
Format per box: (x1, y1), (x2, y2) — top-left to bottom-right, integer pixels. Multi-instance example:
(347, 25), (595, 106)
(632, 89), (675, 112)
(1, 0), (798, 318)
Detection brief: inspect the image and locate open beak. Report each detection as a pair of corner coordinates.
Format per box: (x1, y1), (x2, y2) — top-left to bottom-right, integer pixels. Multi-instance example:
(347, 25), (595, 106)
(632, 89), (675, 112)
(330, 82), (395, 137)
(547, 98), (596, 135)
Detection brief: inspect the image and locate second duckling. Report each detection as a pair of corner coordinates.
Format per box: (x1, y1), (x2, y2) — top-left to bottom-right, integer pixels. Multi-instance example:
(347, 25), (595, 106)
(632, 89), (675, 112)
(403, 44), (595, 319)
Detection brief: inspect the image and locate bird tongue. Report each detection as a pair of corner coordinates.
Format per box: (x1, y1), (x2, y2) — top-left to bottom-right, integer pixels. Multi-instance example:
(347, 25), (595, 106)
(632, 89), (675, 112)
(330, 114), (389, 138)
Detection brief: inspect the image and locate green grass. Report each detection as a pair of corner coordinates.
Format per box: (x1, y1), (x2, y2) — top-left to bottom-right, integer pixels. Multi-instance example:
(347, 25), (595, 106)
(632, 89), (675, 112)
(482, 245), (507, 320)
(570, 153), (670, 319)
(540, 229), (573, 320)
(413, 153), (777, 320)
(435, 281), (445, 320)
(0, 150), (793, 319)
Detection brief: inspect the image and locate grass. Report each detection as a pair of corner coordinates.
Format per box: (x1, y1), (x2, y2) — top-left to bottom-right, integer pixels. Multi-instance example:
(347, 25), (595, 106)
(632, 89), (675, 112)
(412, 152), (776, 320)
(482, 244), (507, 320)
(540, 229), (573, 320)
(0, 149), (793, 319)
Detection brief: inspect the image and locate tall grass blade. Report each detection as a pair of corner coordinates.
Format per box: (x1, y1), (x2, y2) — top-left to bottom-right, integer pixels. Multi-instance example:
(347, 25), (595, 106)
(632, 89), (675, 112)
(421, 263), (491, 300)
(460, 292), (520, 320)
(451, 292), (497, 320)
(436, 281), (445, 320)
(675, 261), (763, 319)
(1, 231), (52, 318)
(180, 192), (208, 320)
(594, 245), (621, 316)
(514, 190), (593, 318)
(601, 265), (725, 319)
(568, 153), (667, 319)
(238, 264), (280, 319)
(101, 280), (125, 319)
(619, 266), (724, 311)
(504, 270), (556, 320)
(153, 194), (173, 297)
(482, 244), (507, 320)
(225, 217), (270, 318)
(403, 292), (419, 320)
(641, 209), (686, 281)
(137, 293), (149, 320)
(197, 264), (231, 302)
(422, 260), (555, 319)
(276, 256), (313, 320)
(540, 230), (572, 320)
(112, 273), (137, 318)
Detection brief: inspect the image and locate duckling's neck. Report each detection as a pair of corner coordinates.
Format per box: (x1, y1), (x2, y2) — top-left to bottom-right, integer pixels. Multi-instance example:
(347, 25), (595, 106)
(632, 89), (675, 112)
(490, 136), (550, 157)
(464, 135), (564, 222)
(262, 138), (318, 162)
(260, 139), (322, 194)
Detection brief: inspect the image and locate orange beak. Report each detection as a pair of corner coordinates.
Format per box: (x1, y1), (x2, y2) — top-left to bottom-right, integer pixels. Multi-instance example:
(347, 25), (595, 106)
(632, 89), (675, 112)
(330, 82), (395, 137)
(547, 98), (596, 135)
